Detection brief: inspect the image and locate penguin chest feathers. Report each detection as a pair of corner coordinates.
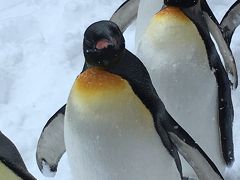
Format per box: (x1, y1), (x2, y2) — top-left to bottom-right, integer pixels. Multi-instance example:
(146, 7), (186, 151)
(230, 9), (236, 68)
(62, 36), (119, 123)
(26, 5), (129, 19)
(138, 6), (209, 67)
(67, 67), (151, 119)
(64, 67), (180, 180)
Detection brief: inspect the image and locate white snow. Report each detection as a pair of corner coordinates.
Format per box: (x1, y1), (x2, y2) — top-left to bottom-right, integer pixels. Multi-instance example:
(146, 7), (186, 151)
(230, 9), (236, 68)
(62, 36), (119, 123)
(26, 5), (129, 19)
(0, 0), (239, 180)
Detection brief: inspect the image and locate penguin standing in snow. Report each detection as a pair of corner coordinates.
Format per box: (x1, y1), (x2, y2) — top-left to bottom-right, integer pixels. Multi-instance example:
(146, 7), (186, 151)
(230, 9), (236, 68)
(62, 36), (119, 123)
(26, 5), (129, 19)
(134, 0), (234, 178)
(0, 131), (36, 180)
(111, 0), (240, 172)
(110, 0), (238, 88)
(37, 20), (224, 180)
(64, 20), (185, 180)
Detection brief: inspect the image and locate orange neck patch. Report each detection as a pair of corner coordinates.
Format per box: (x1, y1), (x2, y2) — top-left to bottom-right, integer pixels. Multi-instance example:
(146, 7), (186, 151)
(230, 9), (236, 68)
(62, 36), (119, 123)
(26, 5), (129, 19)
(155, 6), (189, 22)
(72, 67), (126, 97)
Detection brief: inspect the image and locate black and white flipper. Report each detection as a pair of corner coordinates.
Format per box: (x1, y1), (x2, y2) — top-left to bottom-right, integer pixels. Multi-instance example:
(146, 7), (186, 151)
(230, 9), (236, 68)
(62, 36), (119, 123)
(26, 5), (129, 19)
(36, 60), (88, 176)
(110, 0), (139, 32)
(163, 116), (224, 180)
(36, 105), (66, 177)
(201, 0), (238, 89)
(221, 0), (240, 46)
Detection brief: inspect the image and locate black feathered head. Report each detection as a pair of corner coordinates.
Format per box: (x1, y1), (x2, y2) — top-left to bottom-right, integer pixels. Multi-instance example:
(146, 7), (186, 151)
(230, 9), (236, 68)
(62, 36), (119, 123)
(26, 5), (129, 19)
(83, 20), (125, 68)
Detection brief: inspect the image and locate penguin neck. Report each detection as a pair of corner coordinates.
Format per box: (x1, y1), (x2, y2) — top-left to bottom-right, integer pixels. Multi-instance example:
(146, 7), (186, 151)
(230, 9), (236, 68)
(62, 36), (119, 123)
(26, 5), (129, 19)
(69, 67), (129, 109)
(73, 67), (125, 94)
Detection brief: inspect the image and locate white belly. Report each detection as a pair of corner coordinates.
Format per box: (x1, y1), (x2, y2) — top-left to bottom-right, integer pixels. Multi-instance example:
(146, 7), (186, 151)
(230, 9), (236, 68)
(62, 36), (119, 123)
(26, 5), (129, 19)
(136, 8), (225, 178)
(64, 80), (180, 180)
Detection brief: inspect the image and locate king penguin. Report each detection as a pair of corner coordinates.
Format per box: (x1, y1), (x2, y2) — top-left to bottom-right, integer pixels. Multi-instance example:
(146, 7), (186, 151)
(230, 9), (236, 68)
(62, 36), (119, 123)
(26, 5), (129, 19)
(64, 20), (181, 180)
(135, 0), (234, 178)
(110, 0), (238, 88)
(36, 20), (225, 179)
(0, 131), (36, 180)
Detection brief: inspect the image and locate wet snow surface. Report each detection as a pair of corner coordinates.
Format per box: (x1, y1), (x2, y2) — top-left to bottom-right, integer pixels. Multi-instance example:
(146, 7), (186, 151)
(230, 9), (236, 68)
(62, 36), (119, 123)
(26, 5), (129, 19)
(0, 0), (239, 179)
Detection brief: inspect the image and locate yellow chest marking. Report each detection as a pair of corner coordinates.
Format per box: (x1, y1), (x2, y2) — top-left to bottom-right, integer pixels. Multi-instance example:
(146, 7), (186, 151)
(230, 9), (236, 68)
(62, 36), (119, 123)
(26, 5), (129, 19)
(71, 67), (127, 100)
(67, 67), (152, 125)
(142, 6), (204, 55)
(154, 6), (190, 24)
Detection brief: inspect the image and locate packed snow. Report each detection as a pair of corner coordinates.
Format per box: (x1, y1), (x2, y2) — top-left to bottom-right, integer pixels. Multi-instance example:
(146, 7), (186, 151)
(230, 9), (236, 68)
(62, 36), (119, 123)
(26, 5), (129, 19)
(0, 0), (239, 179)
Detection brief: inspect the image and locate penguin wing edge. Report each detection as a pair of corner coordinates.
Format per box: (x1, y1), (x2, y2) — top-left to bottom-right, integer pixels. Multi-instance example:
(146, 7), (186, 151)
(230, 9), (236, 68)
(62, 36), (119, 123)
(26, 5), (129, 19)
(221, 0), (240, 46)
(110, 0), (139, 32)
(36, 105), (66, 177)
(163, 114), (224, 180)
(213, 60), (234, 166)
(201, 0), (238, 89)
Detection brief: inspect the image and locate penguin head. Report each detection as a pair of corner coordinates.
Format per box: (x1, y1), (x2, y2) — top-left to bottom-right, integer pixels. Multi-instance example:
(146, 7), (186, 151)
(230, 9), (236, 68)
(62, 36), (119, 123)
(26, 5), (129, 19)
(83, 20), (125, 69)
(164, 0), (198, 8)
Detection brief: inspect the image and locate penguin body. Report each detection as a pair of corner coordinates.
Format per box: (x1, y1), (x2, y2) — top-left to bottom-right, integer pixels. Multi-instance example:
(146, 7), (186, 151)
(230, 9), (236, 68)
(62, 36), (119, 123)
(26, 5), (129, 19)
(0, 131), (35, 180)
(137, 6), (224, 178)
(64, 67), (180, 180)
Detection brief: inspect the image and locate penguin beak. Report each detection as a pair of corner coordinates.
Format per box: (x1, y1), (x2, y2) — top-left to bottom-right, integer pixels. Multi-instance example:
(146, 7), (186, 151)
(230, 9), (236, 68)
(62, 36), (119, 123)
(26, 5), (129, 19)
(85, 39), (115, 54)
(84, 39), (116, 68)
(96, 39), (114, 50)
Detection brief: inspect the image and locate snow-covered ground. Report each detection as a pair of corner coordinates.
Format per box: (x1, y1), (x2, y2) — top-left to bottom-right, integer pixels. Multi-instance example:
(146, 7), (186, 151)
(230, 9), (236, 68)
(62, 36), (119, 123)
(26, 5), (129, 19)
(0, 0), (239, 179)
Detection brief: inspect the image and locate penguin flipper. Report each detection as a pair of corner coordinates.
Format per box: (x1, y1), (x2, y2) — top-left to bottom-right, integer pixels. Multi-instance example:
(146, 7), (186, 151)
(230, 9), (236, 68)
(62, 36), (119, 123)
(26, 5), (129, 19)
(154, 118), (184, 179)
(161, 114), (224, 180)
(196, 10), (235, 165)
(201, 0), (238, 89)
(0, 131), (36, 180)
(110, 0), (139, 32)
(213, 58), (234, 166)
(221, 0), (240, 46)
(36, 104), (66, 177)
